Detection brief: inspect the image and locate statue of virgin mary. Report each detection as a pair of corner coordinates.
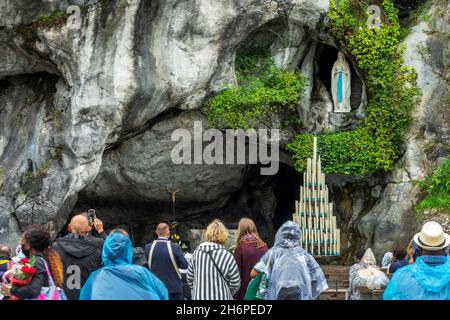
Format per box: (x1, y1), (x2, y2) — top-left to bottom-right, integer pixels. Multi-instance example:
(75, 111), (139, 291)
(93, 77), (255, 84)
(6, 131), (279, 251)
(331, 52), (351, 113)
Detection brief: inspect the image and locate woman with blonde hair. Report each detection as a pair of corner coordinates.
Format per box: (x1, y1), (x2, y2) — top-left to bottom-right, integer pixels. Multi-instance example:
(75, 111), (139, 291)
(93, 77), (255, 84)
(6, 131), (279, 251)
(406, 239), (415, 264)
(187, 219), (241, 300)
(234, 218), (268, 299)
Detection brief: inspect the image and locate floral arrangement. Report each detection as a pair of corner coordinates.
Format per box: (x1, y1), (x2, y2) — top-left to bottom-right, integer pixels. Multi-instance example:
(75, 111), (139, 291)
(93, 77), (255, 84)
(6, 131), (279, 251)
(1, 256), (37, 299)
(11, 257), (37, 284)
(1, 256), (37, 300)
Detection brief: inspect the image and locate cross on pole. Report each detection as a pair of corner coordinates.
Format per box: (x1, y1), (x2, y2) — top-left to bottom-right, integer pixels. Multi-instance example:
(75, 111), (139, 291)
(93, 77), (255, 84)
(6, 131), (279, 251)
(166, 186), (180, 225)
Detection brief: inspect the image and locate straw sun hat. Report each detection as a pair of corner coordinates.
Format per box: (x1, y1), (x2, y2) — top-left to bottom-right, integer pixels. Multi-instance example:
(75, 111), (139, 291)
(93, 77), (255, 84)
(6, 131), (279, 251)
(413, 221), (450, 251)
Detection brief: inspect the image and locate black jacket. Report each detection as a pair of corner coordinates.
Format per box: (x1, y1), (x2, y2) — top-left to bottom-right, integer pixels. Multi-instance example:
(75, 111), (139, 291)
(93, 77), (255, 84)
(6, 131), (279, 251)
(10, 253), (49, 299)
(86, 233), (106, 248)
(132, 247), (147, 267)
(53, 234), (103, 300)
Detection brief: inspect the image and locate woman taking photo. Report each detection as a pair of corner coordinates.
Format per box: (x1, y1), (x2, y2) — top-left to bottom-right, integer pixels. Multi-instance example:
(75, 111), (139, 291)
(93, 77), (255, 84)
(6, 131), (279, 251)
(187, 219), (241, 300)
(234, 218), (268, 300)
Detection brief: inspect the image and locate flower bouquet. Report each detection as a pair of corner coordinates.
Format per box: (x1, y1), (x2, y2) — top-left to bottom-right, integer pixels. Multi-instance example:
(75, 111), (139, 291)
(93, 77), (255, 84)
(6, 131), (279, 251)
(171, 233), (182, 245)
(2, 256), (37, 300)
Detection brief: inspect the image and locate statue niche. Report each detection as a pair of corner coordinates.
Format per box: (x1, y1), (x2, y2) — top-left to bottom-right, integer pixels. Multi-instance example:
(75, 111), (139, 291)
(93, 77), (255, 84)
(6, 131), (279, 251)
(331, 52), (351, 113)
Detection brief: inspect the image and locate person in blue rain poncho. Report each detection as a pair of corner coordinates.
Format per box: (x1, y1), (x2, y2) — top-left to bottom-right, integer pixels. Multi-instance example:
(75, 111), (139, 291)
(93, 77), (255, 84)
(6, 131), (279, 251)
(383, 221), (450, 300)
(80, 232), (168, 300)
(251, 221), (328, 300)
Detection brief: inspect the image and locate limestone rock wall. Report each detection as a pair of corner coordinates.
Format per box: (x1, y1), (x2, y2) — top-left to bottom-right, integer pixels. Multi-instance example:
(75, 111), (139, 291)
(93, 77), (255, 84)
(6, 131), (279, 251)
(0, 0), (448, 262)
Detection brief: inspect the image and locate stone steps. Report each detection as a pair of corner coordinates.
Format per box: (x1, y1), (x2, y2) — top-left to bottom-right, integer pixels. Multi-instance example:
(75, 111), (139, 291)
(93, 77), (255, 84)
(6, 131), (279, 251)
(319, 265), (387, 300)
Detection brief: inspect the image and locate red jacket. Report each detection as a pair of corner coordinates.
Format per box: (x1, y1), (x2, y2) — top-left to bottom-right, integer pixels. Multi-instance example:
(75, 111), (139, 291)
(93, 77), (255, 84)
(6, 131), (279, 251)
(233, 239), (268, 300)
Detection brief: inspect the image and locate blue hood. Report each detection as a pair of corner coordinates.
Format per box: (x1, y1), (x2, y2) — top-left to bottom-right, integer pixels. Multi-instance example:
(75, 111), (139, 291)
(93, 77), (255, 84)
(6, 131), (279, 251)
(102, 232), (133, 266)
(80, 233), (169, 300)
(412, 256), (450, 292)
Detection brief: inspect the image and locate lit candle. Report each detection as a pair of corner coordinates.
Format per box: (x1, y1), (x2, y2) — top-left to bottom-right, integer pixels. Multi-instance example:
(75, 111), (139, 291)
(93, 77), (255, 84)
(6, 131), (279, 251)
(333, 229), (336, 255)
(318, 231), (321, 256)
(337, 229), (341, 254)
(302, 207), (306, 227)
(303, 174), (306, 190)
(318, 155), (321, 184)
(307, 158), (311, 186)
(304, 229), (308, 252)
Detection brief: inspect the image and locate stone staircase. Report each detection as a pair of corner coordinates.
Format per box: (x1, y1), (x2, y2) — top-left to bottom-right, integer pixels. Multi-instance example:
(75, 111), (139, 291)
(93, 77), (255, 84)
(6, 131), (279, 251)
(320, 265), (350, 300)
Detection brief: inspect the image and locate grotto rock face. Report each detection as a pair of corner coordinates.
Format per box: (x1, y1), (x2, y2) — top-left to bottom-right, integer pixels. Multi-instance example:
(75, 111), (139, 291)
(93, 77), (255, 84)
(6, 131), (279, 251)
(0, 0), (448, 260)
(350, 0), (450, 261)
(0, 0), (331, 246)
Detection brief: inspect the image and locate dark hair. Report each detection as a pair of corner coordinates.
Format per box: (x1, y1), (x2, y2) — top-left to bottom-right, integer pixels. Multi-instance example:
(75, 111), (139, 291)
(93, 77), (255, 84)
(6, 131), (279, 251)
(23, 224), (52, 251)
(393, 246), (407, 260)
(22, 225), (64, 287)
(355, 248), (365, 260)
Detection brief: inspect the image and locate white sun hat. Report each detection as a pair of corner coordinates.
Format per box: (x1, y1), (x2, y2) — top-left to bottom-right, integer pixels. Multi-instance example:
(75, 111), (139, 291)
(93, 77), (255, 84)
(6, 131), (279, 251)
(413, 221), (450, 251)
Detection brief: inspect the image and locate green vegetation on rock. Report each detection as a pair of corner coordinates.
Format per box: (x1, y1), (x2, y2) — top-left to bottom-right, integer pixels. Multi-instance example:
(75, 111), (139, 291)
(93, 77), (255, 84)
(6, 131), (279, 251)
(206, 48), (306, 130)
(418, 158), (450, 213)
(287, 0), (421, 174)
(15, 10), (69, 53)
(24, 161), (50, 183)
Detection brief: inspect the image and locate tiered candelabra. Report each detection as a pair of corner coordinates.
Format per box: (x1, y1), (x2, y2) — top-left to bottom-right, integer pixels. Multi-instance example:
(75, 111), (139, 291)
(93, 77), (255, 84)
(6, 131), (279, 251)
(293, 137), (341, 256)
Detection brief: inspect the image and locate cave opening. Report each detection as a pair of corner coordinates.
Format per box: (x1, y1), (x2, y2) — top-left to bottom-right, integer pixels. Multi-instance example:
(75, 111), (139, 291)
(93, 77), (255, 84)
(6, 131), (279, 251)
(317, 44), (339, 94)
(272, 164), (302, 230)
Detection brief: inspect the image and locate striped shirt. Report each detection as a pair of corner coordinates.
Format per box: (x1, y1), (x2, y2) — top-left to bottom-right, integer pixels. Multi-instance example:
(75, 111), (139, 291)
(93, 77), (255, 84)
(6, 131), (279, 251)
(187, 242), (240, 300)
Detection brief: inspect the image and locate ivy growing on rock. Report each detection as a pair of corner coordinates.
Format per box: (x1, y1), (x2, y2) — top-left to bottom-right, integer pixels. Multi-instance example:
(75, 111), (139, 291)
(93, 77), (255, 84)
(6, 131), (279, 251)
(205, 48), (305, 130)
(418, 158), (450, 213)
(287, 0), (421, 174)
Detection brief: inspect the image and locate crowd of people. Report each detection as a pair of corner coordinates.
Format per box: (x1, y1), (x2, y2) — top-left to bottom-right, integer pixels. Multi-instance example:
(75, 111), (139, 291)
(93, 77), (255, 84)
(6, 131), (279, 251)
(0, 213), (449, 300)
(346, 221), (450, 300)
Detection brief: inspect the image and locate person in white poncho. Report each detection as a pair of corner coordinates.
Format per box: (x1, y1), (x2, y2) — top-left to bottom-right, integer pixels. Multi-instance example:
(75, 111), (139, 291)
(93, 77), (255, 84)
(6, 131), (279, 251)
(348, 248), (390, 300)
(252, 221), (328, 300)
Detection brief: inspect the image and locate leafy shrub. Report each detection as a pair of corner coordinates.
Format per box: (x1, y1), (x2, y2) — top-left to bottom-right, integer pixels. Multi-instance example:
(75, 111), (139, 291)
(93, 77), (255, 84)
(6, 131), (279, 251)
(206, 49), (305, 130)
(418, 158), (450, 212)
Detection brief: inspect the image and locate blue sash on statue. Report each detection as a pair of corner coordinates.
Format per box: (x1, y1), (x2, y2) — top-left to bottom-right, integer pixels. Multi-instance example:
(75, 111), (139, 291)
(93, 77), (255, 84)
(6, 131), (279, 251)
(337, 71), (343, 103)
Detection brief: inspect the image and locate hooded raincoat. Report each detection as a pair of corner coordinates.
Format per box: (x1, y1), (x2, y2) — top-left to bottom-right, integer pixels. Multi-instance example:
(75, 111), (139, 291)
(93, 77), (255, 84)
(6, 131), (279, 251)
(383, 255), (450, 300)
(80, 233), (168, 300)
(254, 221), (328, 300)
(348, 248), (389, 300)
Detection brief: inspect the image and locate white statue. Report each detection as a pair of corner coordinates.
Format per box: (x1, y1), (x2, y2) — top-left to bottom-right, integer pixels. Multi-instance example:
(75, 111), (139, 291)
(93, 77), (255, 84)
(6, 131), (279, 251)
(331, 52), (351, 113)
